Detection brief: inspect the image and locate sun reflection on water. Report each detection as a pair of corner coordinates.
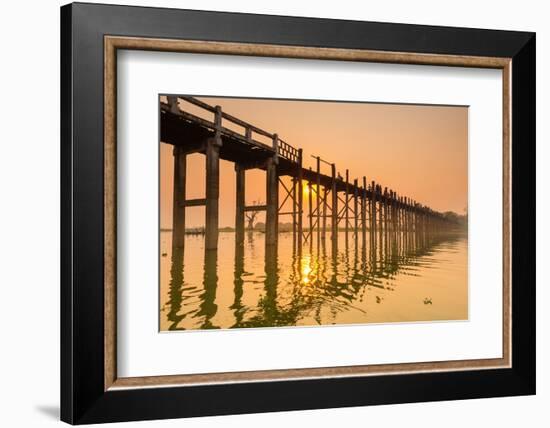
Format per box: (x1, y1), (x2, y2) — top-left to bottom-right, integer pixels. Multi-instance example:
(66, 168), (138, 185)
(160, 230), (468, 330)
(300, 254), (312, 285)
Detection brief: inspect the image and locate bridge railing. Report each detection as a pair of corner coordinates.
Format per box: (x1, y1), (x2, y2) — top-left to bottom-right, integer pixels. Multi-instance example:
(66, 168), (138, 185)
(278, 139), (300, 163)
(166, 96), (300, 164)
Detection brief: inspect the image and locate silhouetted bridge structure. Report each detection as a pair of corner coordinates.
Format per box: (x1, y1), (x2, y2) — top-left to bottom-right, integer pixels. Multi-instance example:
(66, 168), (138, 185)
(161, 95), (458, 256)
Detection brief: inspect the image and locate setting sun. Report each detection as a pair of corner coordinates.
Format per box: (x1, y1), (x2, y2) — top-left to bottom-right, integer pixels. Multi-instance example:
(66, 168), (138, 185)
(303, 184), (321, 197)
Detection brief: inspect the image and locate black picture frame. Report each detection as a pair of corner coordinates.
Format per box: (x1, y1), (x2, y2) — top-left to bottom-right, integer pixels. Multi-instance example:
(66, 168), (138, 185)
(61, 2), (535, 424)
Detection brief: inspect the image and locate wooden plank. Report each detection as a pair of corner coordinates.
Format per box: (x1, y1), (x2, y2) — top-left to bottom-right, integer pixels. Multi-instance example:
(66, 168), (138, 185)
(182, 198), (206, 207)
(244, 205), (267, 212)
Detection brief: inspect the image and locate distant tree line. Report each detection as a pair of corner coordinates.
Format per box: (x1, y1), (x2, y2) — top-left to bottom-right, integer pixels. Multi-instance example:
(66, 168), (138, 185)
(442, 211), (467, 227)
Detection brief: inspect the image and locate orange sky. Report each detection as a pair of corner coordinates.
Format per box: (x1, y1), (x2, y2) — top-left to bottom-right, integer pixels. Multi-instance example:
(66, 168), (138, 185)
(160, 97), (468, 229)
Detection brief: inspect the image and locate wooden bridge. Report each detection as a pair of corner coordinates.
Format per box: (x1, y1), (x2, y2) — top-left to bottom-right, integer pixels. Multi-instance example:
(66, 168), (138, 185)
(160, 96), (458, 256)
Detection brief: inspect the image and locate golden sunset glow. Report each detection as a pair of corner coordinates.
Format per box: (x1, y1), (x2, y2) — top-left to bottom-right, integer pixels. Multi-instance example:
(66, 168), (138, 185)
(160, 97), (467, 229)
(301, 256), (312, 285)
(159, 95), (469, 331)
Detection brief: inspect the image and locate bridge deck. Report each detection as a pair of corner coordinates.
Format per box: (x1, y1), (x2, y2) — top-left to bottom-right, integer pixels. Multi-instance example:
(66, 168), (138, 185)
(161, 99), (394, 205)
(160, 102), (301, 176)
(162, 95), (458, 254)
(160, 96), (450, 215)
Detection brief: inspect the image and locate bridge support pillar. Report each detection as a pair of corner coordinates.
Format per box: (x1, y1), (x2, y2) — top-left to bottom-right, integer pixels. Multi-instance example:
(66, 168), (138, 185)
(235, 164), (245, 248)
(371, 181), (376, 241)
(172, 146), (186, 250)
(316, 157), (321, 248)
(378, 186), (384, 254)
(331, 164), (338, 258)
(322, 187), (328, 242)
(297, 149), (303, 253)
(353, 179), (359, 237)
(361, 177), (367, 251)
(265, 156), (279, 250)
(345, 170), (349, 243)
(308, 180), (313, 247)
(292, 178), (297, 250)
(205, 136), (221, 251)
(386, 189), (391, 252)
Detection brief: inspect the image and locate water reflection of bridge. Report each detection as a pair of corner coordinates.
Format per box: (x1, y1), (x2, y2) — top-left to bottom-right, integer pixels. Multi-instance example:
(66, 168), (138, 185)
(161, 96), (460, 258)
(165, 231), (464, 330)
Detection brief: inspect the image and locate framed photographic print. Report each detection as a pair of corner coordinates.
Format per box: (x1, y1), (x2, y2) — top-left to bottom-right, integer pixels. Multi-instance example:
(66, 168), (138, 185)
(61, 2), (535, 424)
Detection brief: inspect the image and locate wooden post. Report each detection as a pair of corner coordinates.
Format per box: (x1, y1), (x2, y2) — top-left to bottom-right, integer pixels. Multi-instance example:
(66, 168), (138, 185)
(363, 178), (372, 236)
(361, 177), (367, 251)
(403, 196), (409, 237)
(407, 198), (414, 244)
(167, 95), (179, 114)
(379, 186), (384, 251)
(370, 181), (376, 241)
(394, 192), (398, 232)
(398, 197), (402, 253)
(331, 163), (338, 254)
(345, 169), (349, 239)
(384, 187), (388, 234)
(398, 196), (402, 232)
(395, 194), (398, 227)
(396, 193), (400, 233)
(405, 197), (409, 251)
(390, 190), (395, 237)
(172, 146), (186, 250)
(389, 190), (394, 258)
(297, 149), (303, 252)
(322, 186), (328, 242)
(398, 194), (401, 233)
(308, 178), (313, 241)
(409, 198), (414, 237)
(265, 134), (279, 249)
(235, 163), (245, 248)
(316, 156), (321, 247)
(404, 197), (407, 234)
(292, 177), (297, 250)
(205, 106), (222, 251)
(401, 196), (407, 236)
(370, 182), (376, 271)
(412, 201), (415, 241)
(414, 201), (418, 247)
(353, 179), (359, 236)
(397, 195), (402, 250)
(387, 190), (391, 235)
(408, 198), (412, 251)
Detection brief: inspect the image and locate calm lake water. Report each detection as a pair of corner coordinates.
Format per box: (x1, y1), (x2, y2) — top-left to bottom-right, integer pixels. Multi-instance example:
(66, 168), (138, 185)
(160, 231), (468, 331)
